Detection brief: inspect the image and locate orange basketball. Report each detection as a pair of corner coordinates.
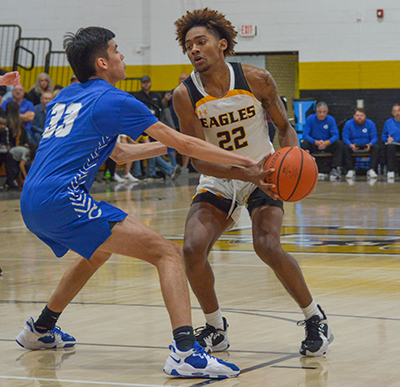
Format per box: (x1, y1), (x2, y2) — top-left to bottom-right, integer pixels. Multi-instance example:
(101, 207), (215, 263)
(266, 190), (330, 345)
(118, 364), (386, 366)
(264, 147), (318, 202)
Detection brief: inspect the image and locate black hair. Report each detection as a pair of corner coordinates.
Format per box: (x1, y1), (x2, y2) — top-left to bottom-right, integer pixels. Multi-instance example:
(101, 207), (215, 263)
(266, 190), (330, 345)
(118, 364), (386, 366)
(175, 8), (237, 57)
(63, 27), (115, 83)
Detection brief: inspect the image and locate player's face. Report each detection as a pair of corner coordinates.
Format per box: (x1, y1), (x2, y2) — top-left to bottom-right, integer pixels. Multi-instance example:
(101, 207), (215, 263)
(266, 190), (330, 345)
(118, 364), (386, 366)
(392, 105), (400, 121)
(184, 27), (226, 72)
(316, 107), (328, 121)
(105, 40), (126, 84)
(353, 111), (366, 125)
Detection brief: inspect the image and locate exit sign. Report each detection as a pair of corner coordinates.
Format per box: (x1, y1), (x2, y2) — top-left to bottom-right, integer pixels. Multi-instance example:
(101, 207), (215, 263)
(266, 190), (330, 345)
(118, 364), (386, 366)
(239, 24), (257, 37)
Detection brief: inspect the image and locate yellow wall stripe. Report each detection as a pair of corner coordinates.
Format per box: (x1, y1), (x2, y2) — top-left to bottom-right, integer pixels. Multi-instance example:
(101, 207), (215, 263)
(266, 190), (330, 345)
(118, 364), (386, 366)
(299, 60), (400, 90)
(124, 64), (194, 91)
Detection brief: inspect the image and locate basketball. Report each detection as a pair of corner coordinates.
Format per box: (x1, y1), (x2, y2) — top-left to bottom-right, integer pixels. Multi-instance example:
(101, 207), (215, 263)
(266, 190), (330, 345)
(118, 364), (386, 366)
(264, 147), (318, 202)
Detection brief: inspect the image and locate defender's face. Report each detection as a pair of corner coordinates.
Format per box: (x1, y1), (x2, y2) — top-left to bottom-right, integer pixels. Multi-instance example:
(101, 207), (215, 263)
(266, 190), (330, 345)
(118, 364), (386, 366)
(105, 40), (126, 84)
(353, 111), (366, 125)
(316, 107), (328, 121)
(184, 27), (226, 72)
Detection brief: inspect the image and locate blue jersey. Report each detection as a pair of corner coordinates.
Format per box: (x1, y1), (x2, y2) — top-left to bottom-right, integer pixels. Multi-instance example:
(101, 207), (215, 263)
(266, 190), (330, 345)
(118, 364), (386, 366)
(303, 114), (339, 144)
(342, 118), (378, 146)
(382, 118), (400, 143)
(20, 79), (158, 259)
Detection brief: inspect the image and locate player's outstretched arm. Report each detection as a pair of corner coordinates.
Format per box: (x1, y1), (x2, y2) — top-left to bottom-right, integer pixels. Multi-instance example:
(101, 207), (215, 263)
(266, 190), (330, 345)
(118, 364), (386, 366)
(0, 71), (20, 86)
(145, 120), (256, 169)
(110, 141), (168, 164)
(243, 65), (299, 148)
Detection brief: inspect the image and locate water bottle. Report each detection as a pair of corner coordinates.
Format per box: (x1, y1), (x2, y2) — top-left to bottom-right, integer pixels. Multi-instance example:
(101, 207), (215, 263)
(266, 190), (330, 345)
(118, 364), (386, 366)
(105, 169), (111, 183)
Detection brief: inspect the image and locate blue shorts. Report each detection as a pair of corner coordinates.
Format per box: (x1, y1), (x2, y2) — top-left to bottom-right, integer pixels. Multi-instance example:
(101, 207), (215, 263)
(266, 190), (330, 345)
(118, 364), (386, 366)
(21, 192), (127, 259)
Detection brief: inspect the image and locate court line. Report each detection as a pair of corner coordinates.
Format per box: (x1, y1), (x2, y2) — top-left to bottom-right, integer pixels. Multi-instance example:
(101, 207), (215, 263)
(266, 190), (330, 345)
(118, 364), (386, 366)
(241, 353), (299, 373)
(3, 256), (400, 269)
(0, 338), (292, 355)
(2, 300), (399, 321)
(0, 225), (26, 231)
(0, 375), (166, 386)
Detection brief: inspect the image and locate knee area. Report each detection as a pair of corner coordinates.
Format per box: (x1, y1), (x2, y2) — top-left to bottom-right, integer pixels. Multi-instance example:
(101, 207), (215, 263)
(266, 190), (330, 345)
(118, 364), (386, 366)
(162, 240), (183, 261)
(253, 238), (283, 267)
(182, 239), (208, 263)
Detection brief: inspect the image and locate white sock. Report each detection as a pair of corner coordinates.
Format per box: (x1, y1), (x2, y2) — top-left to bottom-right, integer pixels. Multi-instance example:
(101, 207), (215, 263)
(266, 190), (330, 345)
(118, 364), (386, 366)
(205, 309), (224, 330)
(301, 300), (324, 320)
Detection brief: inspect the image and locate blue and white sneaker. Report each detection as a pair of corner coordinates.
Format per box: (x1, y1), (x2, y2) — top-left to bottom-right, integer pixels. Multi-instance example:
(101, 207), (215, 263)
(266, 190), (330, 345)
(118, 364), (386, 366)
(16, 317), (76, 350)
(164, 340), (240, 379)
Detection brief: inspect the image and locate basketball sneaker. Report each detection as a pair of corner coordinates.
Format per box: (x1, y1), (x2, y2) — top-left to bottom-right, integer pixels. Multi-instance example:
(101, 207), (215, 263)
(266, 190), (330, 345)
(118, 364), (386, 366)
(16, 317), (76, 350)
(195, 317), (230, 353)
(163, 340), (239, 378)
(298, 305), (333, 357)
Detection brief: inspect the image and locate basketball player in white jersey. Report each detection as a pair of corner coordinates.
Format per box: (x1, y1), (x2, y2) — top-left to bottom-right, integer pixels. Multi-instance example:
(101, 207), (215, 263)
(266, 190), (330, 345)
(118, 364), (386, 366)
(173, 8), (333, 357)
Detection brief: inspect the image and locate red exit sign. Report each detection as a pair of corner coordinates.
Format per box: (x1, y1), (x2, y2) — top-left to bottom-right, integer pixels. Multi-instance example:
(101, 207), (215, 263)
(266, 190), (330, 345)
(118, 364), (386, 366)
(239, 24), (257, 37)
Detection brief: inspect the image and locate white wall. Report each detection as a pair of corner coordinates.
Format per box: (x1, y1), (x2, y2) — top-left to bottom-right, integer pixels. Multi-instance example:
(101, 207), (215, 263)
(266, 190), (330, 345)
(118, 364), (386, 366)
(1, 0), (400, 65)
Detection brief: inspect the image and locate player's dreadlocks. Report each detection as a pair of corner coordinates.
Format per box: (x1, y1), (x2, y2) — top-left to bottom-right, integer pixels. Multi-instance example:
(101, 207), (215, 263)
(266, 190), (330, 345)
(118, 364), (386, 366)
(175, 8), (238, 57)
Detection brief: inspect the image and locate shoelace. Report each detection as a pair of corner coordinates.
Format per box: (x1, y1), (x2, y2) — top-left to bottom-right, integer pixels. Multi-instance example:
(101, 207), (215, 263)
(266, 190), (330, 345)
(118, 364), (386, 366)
(193, 342), (216, 359)
(195, 323), (219, 340)
(297, 316), (321, 341)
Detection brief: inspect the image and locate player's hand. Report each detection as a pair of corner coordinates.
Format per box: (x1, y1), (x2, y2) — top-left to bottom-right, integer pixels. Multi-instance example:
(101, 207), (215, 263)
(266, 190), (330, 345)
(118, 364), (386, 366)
(0, 71), (20, 86)
(246, 155), (279, 200)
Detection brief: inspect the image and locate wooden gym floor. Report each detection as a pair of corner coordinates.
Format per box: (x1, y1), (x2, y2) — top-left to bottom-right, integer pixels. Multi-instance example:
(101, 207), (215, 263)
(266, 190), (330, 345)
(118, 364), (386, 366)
(0, 174), (399, 387)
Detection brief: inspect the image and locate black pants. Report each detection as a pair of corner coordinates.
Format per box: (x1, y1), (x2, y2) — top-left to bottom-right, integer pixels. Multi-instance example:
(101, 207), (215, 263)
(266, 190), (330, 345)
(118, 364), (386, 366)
(343, 144), (380, 171)
(5, 153), (20, 185)
(0, 152), (7, 168)
(301, 140), (344, 169)
(385, 143), (400, 172)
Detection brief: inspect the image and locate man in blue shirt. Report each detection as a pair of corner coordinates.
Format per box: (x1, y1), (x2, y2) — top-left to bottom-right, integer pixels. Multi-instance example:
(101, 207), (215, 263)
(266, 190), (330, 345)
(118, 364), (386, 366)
(342, 108), (379, 179)
(301, 101), (344, 179)
(382, 103), (400, 181)
(30, 91), (53, 146)
(1, 84), (35, 142)
(14, 26), (268, 379)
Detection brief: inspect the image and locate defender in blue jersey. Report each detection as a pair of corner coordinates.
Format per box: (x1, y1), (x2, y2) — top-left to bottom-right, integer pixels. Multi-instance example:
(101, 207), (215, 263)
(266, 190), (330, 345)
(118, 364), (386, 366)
(15, 27), (267, 379)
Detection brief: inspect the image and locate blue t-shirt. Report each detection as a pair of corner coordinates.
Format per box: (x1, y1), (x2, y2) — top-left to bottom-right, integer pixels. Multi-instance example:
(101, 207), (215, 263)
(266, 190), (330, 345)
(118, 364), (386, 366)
(382, 118), (400, 143)
(342, 118), (378, 146)
(303, 114), (339, 144)
(22, 79), (157, 199)
(2, 98), (35, 134)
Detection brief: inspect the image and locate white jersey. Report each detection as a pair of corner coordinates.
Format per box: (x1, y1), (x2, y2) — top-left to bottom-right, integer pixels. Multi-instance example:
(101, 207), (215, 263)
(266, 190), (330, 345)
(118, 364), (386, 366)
(184, 62), (274, 161)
